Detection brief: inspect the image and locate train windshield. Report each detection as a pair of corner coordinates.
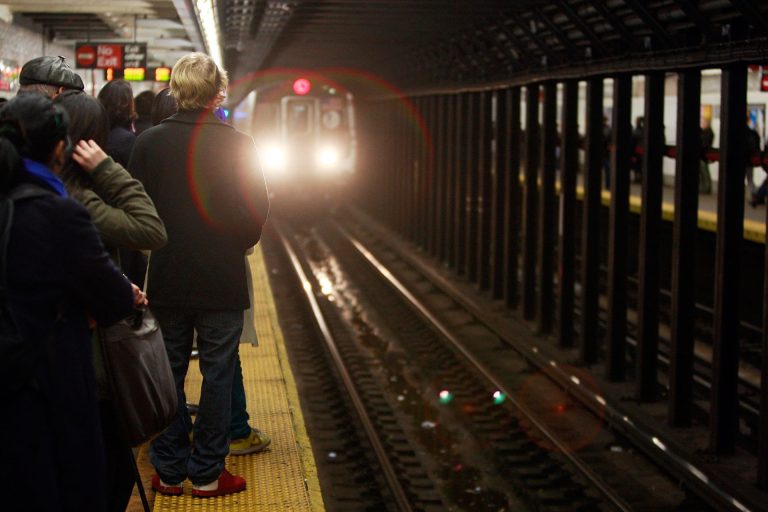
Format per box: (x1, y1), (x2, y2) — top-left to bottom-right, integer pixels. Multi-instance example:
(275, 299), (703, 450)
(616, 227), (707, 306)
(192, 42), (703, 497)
(285, 99), (314, 136)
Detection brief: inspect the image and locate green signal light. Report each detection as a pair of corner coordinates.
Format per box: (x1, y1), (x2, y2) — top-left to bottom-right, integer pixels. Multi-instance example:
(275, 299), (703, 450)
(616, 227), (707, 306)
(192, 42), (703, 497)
(493, 390), (506, 405)
(438, 390), (453, 404)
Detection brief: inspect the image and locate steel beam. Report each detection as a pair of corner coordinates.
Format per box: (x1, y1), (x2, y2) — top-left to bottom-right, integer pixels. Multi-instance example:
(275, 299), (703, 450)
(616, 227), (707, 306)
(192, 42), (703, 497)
(668, 69), (700, 426)
(490, 89), (507, 300)
(452, 93), (468, 273)
(580, 77), (604, 365)
(465, 93), (480, 283)
(522, 84), (540, 320)
(606, 73), (632, 381)
(624, 0), (675, 48)
(635, 72), (665, 401)
(584, 0), (639, 51)
(710, 63), (747, 455)
(504, 87), (522, 308)
(555, 0), (608, 55)
(441, 95), (456, 265)
(537, 81), (557, 334)
(730, 0), (768, 34)
(557, 79), (578, 348)
(676, 0), (712, 40)
(509, 15), (554, 59)
(476, 91), (494, 290)
(533, 5), (572, 55)
(431, 95), (446, 258)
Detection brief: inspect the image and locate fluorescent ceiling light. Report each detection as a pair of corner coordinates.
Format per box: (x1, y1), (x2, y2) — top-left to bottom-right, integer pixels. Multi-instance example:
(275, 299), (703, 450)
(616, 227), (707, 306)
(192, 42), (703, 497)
(192, 0), (223, 68)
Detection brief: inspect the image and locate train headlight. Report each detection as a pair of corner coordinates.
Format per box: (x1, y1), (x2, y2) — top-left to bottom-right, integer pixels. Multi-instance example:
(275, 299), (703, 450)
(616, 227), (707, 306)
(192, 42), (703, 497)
(316, 146), (340, 171)
(260, 144), (287, 172)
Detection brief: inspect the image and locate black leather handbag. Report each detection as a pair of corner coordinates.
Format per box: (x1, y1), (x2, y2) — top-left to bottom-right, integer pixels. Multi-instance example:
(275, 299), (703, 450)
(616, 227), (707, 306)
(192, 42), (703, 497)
(99, 308), (178, 446)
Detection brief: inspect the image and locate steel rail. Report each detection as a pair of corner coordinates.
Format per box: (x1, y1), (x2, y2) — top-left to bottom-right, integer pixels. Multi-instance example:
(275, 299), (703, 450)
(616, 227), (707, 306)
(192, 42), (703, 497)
(275, 222), (414, 512)
(336, 212), (759, 512)
(333, 221), (635, 512)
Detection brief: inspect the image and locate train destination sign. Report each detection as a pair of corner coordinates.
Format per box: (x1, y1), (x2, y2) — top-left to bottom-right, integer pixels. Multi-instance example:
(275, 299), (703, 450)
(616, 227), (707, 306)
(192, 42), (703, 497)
(75, 43), (147, 70)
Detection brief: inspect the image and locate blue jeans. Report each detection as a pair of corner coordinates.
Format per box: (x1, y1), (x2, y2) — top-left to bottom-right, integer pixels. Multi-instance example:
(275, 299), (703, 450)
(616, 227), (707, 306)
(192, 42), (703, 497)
(150, 307), (243, 485)
(230, 352), (251, 439)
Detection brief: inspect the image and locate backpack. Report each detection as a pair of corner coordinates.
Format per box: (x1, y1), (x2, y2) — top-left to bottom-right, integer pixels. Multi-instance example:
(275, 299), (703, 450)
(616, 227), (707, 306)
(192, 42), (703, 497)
(0, 183), (57, 395)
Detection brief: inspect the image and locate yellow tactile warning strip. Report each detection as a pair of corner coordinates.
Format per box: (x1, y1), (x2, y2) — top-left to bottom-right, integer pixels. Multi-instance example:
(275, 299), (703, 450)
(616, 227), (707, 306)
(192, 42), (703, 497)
(152, 246), (324, 511)
(542, 178), (767, 243)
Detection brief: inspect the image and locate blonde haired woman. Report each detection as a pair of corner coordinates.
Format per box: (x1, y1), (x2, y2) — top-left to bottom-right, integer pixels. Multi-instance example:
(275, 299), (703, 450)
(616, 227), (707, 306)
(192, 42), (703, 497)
(128, 52), (270, 497)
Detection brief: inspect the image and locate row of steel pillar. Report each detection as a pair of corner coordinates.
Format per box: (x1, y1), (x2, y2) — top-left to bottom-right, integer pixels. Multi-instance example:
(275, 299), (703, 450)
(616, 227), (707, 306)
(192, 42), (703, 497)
(362, 63), (767, 489)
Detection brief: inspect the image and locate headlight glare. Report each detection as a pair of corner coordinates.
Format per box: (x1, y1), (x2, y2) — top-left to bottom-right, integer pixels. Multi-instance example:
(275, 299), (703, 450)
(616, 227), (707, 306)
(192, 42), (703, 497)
(317, 146), (340, 170)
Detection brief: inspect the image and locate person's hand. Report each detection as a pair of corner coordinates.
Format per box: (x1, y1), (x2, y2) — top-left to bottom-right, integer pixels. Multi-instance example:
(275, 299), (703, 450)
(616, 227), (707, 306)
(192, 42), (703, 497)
(71, 139), (108, 173)
(131, 283), (148, 308)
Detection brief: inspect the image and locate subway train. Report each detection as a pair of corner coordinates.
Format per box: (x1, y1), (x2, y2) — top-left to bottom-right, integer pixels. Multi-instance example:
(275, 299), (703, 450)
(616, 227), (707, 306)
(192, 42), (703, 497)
(233, 75), (357, 211)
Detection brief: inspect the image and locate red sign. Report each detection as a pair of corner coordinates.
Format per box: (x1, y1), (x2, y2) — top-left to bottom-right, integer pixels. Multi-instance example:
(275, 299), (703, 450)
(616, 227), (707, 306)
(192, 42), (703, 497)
(97, 44), (123, 69)
(75, 44), (96, 68)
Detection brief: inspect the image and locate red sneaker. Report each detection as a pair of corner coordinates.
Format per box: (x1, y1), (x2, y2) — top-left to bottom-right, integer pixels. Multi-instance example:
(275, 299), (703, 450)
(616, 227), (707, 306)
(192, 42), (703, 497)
(191, 469), (246, 498)
(151, 474), (183, 496)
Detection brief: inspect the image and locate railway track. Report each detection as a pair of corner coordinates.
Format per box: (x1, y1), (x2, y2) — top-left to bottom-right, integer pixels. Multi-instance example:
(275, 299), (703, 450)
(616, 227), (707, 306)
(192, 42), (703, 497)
(264, 215), (696, 511)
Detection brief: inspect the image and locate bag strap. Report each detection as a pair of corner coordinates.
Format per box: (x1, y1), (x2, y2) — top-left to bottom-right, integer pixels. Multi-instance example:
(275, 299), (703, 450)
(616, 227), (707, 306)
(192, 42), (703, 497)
(128, 447), (151, 512)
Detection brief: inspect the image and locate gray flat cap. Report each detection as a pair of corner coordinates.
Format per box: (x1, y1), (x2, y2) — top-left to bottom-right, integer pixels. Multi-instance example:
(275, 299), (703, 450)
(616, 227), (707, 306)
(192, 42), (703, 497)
(19, 56), (84, 91)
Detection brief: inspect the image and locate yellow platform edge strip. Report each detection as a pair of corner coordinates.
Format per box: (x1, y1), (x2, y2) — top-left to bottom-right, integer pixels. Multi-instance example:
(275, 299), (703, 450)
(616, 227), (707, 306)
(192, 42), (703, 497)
(151, 246), (324, 511)
(250, 247), (326, 512)
(580, 185), (764, 243)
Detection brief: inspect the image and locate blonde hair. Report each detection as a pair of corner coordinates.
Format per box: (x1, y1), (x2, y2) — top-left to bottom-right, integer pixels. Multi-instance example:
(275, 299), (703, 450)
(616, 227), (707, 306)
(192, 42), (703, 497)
(170, 53), (228, 110)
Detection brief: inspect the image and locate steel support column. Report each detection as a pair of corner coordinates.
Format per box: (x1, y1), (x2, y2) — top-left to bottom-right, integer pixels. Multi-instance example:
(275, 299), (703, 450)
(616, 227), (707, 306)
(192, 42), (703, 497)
(504, 87), (522, 308)
(477, 91), (494, 290)
(606, 74), (632, 381)
(452, 94), (468, 273)
(537, 81), (557, 334)
(558, 80), (578, 348)
(422, 95), (436, 252)
(442, 95), (457, 265)
(490, 90), (508, 300)
(398, 101), (410, 236)
(580, 78), (604, 364)
(406, 98), (419, 241)
(668, 69), (700, 426)
(710, 63), (746, 454)
(636, 72), (665, 401)
(430, 95), (445, 257)
(522, 84), (540, 320)
(465, 93), (480, 282)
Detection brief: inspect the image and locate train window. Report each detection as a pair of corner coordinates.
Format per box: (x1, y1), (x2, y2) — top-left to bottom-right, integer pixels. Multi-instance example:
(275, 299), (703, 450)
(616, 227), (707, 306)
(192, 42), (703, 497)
(287, 101), (312, 135)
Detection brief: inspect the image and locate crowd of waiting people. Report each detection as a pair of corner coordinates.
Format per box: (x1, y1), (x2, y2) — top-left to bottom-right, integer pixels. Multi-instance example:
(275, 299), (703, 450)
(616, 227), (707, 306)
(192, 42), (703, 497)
(0, 53), (270, 511)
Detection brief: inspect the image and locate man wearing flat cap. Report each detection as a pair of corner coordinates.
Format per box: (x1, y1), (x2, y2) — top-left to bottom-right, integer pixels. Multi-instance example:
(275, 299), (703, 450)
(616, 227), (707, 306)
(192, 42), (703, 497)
(17, 56), (84, 98)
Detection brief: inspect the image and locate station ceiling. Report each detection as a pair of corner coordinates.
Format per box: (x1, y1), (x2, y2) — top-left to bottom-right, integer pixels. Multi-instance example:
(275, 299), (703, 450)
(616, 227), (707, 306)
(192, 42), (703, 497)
(5, 0), (768, 99)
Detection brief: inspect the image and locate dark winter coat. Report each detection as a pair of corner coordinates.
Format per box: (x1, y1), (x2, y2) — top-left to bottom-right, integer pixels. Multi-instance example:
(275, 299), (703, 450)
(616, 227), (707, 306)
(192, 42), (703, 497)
(128, 109), (269, 310)
(104, 125), (136, 168)
(1, 171), (134, 511)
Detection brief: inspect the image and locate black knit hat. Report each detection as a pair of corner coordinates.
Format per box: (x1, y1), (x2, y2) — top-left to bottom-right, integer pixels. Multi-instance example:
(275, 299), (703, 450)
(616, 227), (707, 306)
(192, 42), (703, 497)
(19, 56), (84, 91)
